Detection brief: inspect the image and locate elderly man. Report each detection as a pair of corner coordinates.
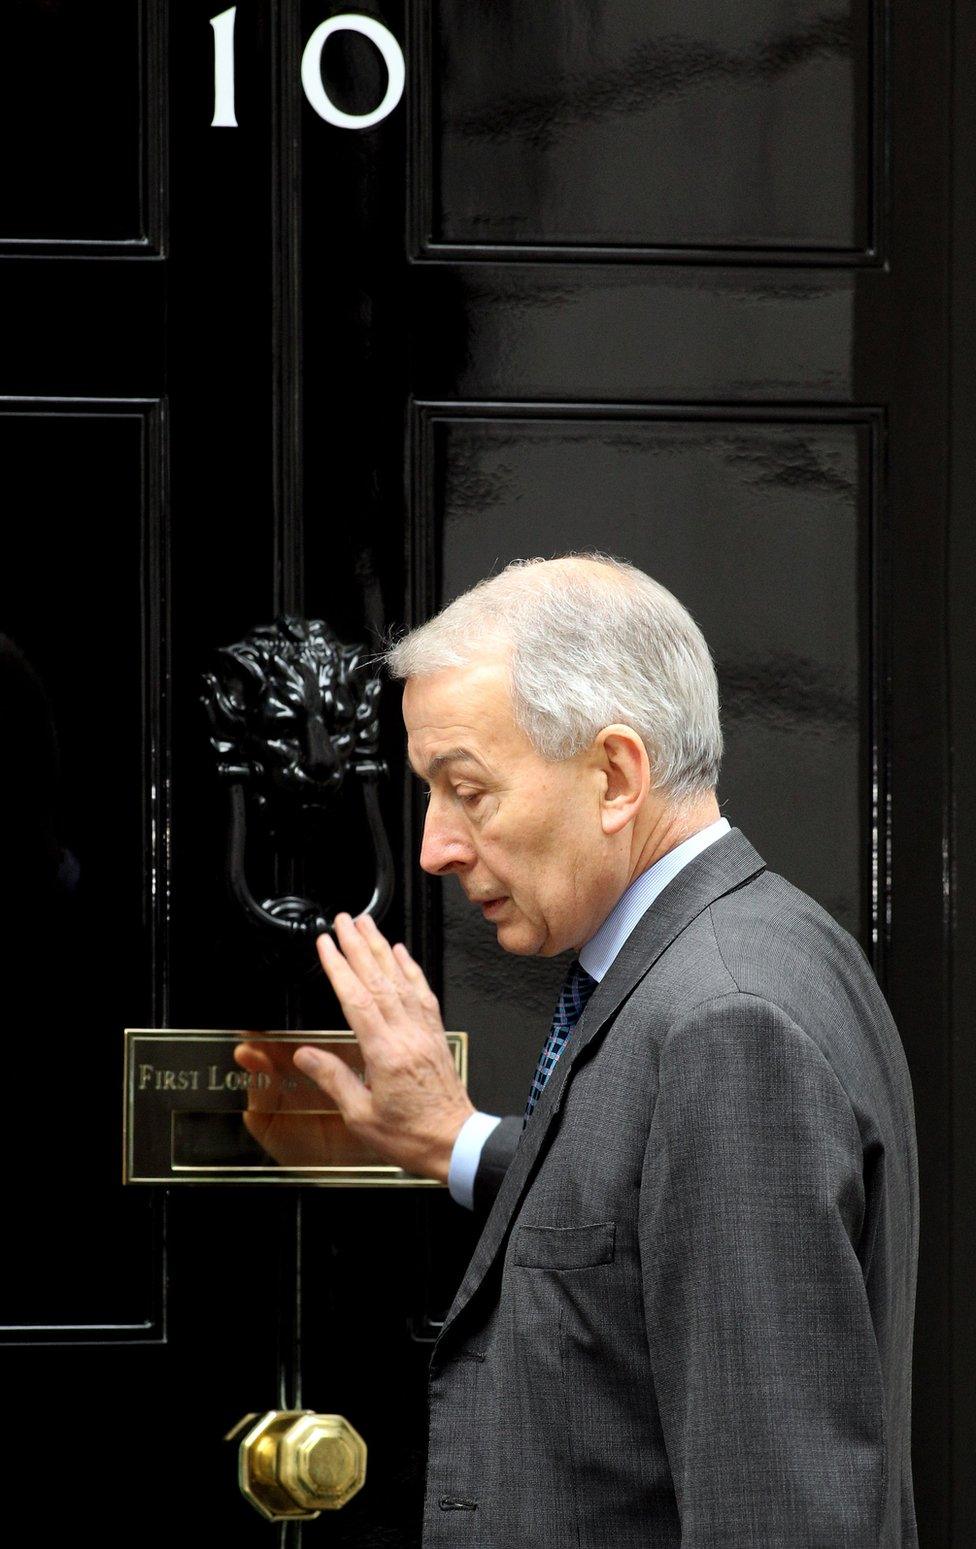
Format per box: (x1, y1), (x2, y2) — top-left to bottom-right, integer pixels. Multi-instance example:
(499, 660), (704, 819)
(292, 554), (919, 1548)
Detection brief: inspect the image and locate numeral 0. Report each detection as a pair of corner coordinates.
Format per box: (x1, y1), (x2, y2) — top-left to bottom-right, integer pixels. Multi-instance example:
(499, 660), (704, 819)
(210, 8), (406, 130)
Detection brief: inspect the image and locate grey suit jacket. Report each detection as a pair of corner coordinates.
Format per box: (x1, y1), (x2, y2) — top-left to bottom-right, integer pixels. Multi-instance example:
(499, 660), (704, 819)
(423, 828), (919, 1547)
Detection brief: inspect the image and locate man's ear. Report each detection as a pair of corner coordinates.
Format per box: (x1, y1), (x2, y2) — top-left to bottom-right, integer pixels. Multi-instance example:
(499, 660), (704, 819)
(595, 724), (651, 836)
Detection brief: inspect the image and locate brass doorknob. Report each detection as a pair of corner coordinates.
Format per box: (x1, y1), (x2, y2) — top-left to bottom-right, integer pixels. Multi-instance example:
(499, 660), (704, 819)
(233, 1410), (367, 1520)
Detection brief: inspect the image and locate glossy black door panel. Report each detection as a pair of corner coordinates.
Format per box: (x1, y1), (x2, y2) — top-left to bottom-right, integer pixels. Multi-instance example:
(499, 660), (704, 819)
(0, 0), (160, 250)
(420, 0), (877, 259)
(0, 404), (160, 1331)
(409, 265), (857, 402)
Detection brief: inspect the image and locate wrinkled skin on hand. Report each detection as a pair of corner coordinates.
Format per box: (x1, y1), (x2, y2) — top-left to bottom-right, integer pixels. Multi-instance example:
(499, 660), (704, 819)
(237, 913), (474, 1182)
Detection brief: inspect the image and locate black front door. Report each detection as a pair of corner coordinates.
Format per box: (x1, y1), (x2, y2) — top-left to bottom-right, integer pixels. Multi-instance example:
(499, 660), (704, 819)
(1, 2), (971, 1543)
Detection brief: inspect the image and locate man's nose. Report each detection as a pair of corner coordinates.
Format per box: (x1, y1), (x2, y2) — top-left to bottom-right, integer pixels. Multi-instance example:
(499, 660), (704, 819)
(419, 802), (475, 875)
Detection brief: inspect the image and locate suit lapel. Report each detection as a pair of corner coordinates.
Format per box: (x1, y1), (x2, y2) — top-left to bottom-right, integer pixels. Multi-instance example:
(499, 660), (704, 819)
(438, 827), (767, 1344)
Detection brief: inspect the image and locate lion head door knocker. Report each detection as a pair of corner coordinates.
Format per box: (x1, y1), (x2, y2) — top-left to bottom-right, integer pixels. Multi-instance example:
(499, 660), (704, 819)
(200, 616), (394, 949)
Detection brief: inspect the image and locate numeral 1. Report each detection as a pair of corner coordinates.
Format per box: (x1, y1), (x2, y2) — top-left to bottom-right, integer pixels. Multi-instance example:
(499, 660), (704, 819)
(210, 6), (238, 128)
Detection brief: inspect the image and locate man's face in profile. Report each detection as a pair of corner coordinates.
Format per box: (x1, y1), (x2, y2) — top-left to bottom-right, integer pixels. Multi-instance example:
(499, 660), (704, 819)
(402, 656), (622, 957)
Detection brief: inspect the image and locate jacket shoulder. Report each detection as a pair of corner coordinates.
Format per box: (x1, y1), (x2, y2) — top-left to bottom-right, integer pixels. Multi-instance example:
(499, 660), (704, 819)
(706, 866), (877, 1004)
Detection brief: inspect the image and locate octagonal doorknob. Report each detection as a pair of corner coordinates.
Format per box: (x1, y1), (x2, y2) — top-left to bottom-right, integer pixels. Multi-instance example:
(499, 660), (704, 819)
(231, 1410), (367, 1520)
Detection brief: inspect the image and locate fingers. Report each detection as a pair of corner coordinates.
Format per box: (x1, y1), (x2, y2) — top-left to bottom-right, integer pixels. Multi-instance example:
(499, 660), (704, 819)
(292, 1046), (370, 1125)
(348, 912), (441, 1020)
(317, 914), (418, 1044)
(391, 943), (444, 1028)
(333, 913), (403, 1001)
(354, 916), (444, 1025)
(353, 912), (414, 990)
(391, 940), (439, 1003)
(316, 928), (396, 1039)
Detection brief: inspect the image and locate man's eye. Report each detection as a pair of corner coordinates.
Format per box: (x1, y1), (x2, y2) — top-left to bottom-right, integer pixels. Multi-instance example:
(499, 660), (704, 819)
(456, 789), (483, 807)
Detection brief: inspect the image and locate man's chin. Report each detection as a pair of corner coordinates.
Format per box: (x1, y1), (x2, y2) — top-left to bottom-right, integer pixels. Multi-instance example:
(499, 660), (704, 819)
(492, 918), (545, 956)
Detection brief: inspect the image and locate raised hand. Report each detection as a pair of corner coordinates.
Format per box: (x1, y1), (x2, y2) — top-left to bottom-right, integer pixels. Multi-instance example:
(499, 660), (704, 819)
(292, 912), (475, 1182)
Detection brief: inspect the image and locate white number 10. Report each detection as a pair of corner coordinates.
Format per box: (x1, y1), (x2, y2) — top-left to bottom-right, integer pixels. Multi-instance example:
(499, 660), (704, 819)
(210, 8), (406, 130)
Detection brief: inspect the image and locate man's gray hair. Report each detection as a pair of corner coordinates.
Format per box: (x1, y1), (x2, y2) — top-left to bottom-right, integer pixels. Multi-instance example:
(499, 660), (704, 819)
(384, 553), (723, 805)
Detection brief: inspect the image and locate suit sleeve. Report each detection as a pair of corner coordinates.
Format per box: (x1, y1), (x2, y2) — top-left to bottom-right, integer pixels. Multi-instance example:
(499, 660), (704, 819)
(639, 992), (886, 1547)
(471, 1115), (523, 1215)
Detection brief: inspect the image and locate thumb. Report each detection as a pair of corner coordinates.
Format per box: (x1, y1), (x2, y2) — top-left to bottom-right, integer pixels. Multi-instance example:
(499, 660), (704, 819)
(292, 1046), (369, 1124)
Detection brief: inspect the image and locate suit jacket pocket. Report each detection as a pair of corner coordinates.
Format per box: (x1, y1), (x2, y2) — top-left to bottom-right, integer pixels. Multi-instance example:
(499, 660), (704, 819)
(513, 1220), (615, 1270)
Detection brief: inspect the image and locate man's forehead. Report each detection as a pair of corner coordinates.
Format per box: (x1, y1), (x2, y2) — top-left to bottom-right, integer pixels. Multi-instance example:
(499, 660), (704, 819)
(402, 659), (509, 723)
(401, 658), (517, 772)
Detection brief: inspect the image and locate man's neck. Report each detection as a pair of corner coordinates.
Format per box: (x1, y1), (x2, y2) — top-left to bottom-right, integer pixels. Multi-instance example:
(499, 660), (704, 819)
(627, 792), (722, 890)
(573, 805), (728, 966)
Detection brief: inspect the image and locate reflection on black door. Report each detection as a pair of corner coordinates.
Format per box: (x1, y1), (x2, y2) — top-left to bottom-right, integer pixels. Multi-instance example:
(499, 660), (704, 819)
(0, 2), (970, 1544)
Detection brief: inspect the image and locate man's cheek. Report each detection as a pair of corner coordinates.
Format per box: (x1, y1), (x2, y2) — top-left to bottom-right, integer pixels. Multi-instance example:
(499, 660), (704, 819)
(477, 837), (511, 883)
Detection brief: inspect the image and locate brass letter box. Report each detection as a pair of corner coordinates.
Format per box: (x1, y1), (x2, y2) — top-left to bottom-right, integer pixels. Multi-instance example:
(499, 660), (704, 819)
(123, 1030), (467, 1186)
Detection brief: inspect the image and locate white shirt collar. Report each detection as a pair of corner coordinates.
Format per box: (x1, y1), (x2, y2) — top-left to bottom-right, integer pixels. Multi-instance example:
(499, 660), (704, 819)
(578, 817), (732, 983)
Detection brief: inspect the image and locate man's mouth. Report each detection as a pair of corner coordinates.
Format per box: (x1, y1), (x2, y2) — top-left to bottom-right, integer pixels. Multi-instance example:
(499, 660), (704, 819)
(479, 896), (508, 917)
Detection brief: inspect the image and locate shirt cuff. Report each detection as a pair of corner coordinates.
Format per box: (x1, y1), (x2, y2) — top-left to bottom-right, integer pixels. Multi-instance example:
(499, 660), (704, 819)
(448, 1111), (503, 1210)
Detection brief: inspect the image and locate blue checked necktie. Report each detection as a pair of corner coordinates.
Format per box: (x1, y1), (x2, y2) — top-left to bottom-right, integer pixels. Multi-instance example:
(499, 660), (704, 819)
(524, 958), (598, 1124)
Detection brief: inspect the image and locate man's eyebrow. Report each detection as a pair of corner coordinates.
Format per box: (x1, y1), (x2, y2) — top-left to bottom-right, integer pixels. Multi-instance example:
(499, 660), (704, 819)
(410, 747), (490, 781)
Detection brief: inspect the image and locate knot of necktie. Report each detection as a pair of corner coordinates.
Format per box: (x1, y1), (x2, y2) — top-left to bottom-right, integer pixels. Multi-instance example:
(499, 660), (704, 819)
(523, 958), (598, 1123)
